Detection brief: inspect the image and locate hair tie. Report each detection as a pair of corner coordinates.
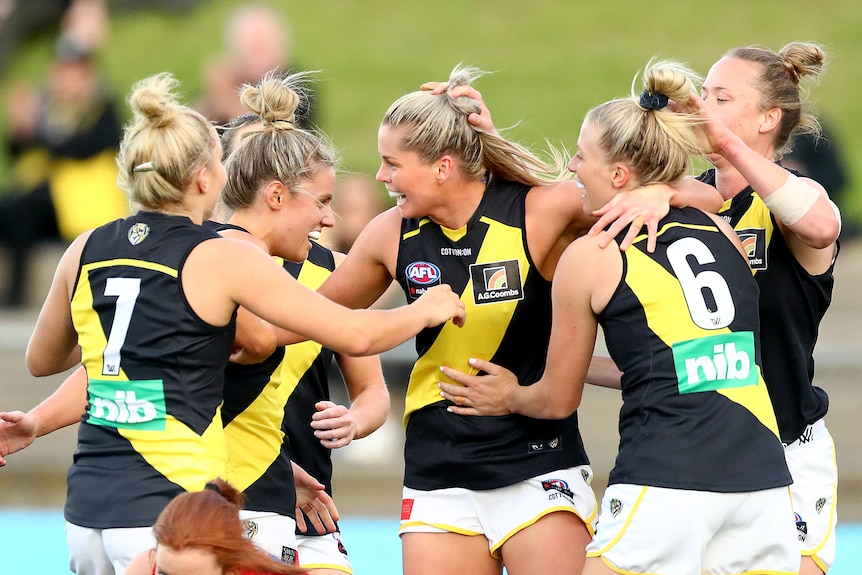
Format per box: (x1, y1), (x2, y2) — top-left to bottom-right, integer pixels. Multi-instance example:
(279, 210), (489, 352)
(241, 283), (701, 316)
(133, 161), (158, 173)
(204, 482), (222, 495)
(639, 90), (669, 110)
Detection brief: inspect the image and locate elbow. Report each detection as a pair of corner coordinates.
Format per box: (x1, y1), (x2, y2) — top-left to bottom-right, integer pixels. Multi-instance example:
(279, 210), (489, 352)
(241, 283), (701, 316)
(543, 401), (579, 420)
(26, 351), (55, 378)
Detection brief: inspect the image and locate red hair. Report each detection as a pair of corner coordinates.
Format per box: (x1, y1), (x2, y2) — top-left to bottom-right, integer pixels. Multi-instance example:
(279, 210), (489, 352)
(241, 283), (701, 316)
(152, 478), (303, 574)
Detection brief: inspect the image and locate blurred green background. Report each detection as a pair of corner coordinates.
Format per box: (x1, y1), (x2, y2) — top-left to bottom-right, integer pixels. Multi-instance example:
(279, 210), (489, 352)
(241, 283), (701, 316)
(2, 0), (861, 220)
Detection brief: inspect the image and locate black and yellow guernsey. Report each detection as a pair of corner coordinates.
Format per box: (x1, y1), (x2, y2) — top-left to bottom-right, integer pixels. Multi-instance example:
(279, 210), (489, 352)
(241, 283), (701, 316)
(215, 231), (338, 528)
(601, 207), (791, 492)
(395, 178), (589, 491)
(699, 167), (835, 443)
(67, 212), (236, 529)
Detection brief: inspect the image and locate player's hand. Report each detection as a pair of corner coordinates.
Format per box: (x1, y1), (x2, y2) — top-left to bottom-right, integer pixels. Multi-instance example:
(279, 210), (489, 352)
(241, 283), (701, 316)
(438, 358), (518, 416)
(311, 401), (355, 449)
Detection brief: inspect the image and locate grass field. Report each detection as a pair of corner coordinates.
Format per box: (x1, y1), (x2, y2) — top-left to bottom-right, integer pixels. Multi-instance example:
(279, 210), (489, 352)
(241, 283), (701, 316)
(1, 0), (861, 220)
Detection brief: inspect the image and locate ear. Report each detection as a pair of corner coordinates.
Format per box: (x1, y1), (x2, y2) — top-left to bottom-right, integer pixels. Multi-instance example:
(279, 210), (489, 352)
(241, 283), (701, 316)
(263, 180), (285, 210)
(610, 163), (631, 190)
(195, 165), (210, 194)
(435, 155), (454, 184)
(759, 107), (782, 135)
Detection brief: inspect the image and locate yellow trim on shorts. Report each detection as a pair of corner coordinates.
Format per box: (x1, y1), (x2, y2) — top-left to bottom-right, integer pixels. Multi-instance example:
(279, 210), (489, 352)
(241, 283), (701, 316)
(587, 485), (649, 557)
(299, 563), (352, 574)
(491, 506), (592, 558)
(802, 432), (839, 571)
(398, 521), (482, 537)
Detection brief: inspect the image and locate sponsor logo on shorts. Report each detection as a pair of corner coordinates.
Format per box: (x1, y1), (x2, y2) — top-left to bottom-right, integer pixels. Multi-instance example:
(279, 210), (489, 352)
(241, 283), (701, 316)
(671, 332), (758, 394)
(281, 546), (298, 565)
(469, 260), (524, 305)
(86, 379), (167, 430)
(332, 532), (349, 556)
(528, 437), (560, 453)
(798, 425), (814, 444)
(610, 498), (623, 518)
(243, 519), (258, 538)
(735, 228), (767, 270)
(580, 469), (591, 484)
(401, 498), (415, 521)
(405, 261), (441, 300)
(795, 512), (808, 541)
(128, 223), (150, 245)
(542, 478), (574, 502)
(816, 498), (826, 514)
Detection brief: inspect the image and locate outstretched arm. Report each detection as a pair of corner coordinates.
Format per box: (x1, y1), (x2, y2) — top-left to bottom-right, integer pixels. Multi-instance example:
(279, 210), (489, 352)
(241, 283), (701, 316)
(0, 366), (88, 466)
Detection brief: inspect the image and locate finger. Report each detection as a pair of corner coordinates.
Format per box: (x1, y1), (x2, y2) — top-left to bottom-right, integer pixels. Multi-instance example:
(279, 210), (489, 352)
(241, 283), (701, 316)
(295, 509), (309, 533)
(645, 217), (659, 253)
(305, 507), (326, 535)
(439, 365), (473, 385)
(445, 405), (478, 416)
(617, 216), (643, 252)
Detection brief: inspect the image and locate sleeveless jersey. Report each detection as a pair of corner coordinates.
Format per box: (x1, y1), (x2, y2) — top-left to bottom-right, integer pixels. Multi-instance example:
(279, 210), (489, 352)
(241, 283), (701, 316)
(220, 240), (336, 521)
(279, 243), (339, 535)
(699, 168), (835, 442)
(67, 212), (236, 528)
(600, 207), (791, 492)
(395, 178), (589, 491)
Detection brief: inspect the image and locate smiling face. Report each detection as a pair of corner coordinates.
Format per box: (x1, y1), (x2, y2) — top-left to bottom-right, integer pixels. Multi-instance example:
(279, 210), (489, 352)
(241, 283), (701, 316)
(275, 165), (336, 262)
(568, 120), (617, 212)
(375, 124), (440, 220)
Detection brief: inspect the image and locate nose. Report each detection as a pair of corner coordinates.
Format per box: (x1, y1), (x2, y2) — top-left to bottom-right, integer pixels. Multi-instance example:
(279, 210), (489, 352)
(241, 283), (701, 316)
(321, 204), (335, 228)
(375, 163), (388, 183)
(567, 156), (579, 174)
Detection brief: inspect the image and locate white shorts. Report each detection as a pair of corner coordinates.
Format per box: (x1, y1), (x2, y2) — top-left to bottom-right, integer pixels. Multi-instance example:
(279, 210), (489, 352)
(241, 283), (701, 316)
(399, 465), (597, 557)
(784, 418), (839, 571)
(587, 484), (798, 575)
(297, 531), (352, 573)
(239, 510), (299, 565)
(66, 522), (155, 575)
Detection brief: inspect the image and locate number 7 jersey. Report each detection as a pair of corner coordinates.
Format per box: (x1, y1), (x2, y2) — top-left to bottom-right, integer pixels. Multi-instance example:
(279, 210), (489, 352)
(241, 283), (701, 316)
(66, 212), (237, 529)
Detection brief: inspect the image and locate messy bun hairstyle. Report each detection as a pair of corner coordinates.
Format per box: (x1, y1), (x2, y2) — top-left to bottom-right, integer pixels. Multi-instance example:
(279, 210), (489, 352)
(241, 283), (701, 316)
(220, 70), (338, 213)
(116, 72), (217, 212)
(726, 42), (826, 157)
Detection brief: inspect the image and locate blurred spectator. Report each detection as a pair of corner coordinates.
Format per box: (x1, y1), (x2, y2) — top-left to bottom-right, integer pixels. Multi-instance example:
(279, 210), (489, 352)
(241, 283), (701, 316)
(782, 119), (858, 239)
(198, 3), (317, 128)
(0, 0), (108, 72)
(0, 33), (127, 308)
(321, 173), (388, 254)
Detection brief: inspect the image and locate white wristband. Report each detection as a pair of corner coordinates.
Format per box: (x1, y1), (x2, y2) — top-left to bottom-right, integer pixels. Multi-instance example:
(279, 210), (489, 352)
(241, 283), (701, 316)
(761, 173), (821, 226)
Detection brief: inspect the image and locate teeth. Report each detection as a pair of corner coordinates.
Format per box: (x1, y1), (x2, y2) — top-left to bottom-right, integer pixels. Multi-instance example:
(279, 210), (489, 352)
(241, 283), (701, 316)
(308, 231), (321, 241)
(388, 190), (406, 205)
(574, 179), (586, 189)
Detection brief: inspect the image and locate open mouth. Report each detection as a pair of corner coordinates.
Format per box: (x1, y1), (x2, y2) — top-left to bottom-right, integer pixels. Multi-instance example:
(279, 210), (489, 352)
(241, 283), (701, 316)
(307, 230), (321, 241)
(388, 189), (407, 206)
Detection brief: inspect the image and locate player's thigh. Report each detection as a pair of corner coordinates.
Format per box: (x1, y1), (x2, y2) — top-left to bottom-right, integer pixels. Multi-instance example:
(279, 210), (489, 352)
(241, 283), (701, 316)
(402, 531), (501, 575)
(500, 511), (591, 575)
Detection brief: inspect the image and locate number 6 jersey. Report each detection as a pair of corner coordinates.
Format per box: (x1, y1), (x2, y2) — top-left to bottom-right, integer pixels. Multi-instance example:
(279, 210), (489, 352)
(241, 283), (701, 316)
(66, 212), (236, 529)
(601, 207), (791, 492)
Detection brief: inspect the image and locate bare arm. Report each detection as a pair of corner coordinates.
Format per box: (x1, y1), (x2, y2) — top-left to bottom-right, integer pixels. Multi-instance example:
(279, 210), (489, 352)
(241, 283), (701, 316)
(439, 238), (612, 418)
(688, 94), (839, 254)
(585, 355), (623, 390)
(311, 353), (389, 448)
(185, 237), (464, 358)
(26, 234), (89, 376)
(0, 366), (88, 466)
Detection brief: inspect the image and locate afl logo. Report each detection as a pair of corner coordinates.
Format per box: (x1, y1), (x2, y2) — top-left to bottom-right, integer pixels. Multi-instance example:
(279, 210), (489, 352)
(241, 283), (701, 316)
(406, 261), (441, 285)
(128, 223), (150, 245)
